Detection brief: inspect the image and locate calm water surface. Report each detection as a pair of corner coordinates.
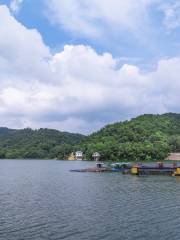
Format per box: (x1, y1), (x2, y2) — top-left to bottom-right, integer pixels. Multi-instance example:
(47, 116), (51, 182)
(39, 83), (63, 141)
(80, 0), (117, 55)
(1, 160), (180, 240)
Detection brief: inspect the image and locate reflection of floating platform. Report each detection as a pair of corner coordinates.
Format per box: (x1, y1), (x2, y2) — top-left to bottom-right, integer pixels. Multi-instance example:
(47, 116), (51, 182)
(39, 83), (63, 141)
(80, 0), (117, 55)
(137, 167), (175, 176)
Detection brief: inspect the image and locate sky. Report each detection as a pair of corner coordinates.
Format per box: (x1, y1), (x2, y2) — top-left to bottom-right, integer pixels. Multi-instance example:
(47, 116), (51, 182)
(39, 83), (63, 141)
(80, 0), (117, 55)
(0, 0), (180, 134)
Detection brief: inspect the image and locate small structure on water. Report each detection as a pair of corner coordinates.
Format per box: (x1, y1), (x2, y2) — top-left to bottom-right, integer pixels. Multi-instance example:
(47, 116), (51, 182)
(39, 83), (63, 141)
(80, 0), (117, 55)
(96, 162), (106, 168)
(75, 151), (83, 161)
(92, 152), (101, 161)
(111, 162), (131, 169)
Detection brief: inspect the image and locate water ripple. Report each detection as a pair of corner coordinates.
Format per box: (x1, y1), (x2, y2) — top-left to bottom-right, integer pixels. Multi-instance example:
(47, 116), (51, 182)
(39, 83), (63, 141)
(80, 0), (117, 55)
(1, 160), (180, 240)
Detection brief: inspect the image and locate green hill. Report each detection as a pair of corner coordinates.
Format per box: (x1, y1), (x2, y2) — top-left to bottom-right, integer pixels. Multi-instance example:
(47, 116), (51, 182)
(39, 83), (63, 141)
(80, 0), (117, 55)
(0, 128), (85, 159)
(0, 113), (179, 161)
(77, 113), (180, 161)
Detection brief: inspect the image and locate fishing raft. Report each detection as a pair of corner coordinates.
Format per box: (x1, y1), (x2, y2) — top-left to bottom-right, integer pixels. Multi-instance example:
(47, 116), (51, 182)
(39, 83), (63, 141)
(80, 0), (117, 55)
(71, 162), (180, 176)
(70, 163), (112, 172)
(70, 162), (131, 173)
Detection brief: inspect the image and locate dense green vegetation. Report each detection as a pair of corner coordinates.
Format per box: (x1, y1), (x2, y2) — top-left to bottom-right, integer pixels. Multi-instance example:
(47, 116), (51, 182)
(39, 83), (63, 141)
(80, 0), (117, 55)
(0, 113), (179, 161)
(77, 113), (180, 162)
(0, 128), (85, 159)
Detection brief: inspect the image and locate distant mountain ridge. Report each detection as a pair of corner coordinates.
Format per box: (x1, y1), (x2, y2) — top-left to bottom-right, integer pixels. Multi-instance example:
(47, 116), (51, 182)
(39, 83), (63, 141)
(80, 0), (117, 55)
(0, 127), (86, 159)
(0, 113), (180, 161)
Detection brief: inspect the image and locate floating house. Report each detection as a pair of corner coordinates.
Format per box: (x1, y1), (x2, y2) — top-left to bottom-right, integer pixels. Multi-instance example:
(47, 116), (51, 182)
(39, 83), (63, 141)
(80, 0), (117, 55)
(92, 152), (101, 161)
(75, 151), (83, 161)
(166, 153), (180, 161)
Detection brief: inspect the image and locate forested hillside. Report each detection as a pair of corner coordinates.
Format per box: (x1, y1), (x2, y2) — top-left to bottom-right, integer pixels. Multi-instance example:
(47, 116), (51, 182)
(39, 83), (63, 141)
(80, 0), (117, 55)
(77, 113), (180, 161)
(0, 128), (85, 159)
(0, 113), (179, 161)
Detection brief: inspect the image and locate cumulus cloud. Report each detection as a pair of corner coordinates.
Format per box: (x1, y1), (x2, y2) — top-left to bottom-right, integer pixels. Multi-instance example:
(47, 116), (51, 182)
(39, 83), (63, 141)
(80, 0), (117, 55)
(46, 0), (156, 39)
(0, 5), (51, 81)
(0, 5), (180, 133)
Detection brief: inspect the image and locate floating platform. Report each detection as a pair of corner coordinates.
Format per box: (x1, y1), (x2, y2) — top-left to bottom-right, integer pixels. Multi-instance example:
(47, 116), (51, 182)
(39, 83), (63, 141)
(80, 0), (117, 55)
(131, 163), (180, 176)
(70, 167), (112, 173)
(70, 162), (180, 176)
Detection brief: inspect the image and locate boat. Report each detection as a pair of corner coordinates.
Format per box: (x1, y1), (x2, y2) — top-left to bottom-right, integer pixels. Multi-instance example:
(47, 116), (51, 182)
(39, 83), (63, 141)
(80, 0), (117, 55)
(70, 162), (131, 173)
(70, 162), (112, 172)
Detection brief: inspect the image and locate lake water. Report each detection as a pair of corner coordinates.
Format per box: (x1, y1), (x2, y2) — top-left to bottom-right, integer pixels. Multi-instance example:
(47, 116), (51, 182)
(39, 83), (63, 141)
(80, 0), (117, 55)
(1, 160), (180, 240)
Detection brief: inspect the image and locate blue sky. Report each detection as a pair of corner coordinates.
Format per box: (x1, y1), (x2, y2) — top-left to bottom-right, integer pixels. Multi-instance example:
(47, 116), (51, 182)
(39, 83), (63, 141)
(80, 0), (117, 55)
(0, 0), (180, 133)
(3, 0), (180, 64)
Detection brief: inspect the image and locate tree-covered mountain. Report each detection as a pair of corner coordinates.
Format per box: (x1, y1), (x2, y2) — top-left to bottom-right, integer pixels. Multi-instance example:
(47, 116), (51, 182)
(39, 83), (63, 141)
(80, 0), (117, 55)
(0, 113), (179, 161)
(0, 128), (85, 159)
(77, 113), (180, 161)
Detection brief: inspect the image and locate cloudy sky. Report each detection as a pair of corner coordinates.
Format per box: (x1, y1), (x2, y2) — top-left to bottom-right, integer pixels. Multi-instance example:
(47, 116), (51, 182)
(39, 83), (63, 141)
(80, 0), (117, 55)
(0, 0), (180, 134)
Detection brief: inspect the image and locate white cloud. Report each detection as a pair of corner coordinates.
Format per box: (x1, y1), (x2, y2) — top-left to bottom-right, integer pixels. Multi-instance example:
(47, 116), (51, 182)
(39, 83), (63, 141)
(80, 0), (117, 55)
(46, 0), (156, 39)
(10, 0), (23, 14)
(0, 5), (51, 82)
(0, 5), (180, 133)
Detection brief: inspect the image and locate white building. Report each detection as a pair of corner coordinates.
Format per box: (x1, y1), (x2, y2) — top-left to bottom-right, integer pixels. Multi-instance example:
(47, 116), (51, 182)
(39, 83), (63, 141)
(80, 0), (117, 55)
(92, 152), (101, 161)
(75, 151), (83, 161)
